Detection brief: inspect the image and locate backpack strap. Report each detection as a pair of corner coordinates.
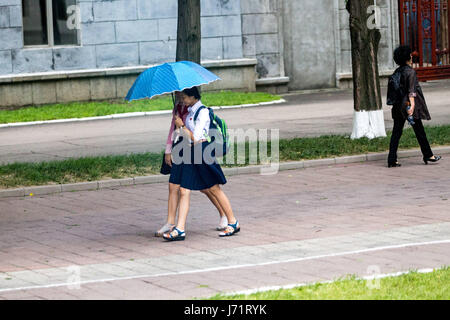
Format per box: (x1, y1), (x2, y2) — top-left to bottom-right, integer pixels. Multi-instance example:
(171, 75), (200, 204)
(193, 106), (213, 143)
(193, 105), (207, 122)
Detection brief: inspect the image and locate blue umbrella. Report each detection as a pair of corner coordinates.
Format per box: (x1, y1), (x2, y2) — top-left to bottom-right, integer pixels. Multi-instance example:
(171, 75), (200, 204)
(125, 61), (221, 102)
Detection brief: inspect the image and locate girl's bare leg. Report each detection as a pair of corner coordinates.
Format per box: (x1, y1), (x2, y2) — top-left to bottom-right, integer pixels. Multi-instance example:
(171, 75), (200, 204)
(200, 189), (226, 217)
(167, 183), (180, 225)
(156, 183), (180, 236)
(207, 184), (236, 224)
(175, 187), (191, 231)
(201, 188), (228, 230)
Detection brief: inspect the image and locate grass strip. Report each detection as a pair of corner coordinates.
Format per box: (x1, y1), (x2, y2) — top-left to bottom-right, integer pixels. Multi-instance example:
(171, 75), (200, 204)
(1, 124), (449, 189)
(209, 267), (449, 300)
(0, 91), (280, 124)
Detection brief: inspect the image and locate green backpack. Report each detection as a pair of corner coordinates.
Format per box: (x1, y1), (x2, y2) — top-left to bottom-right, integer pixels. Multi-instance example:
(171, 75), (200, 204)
(194, 106), (230, 157)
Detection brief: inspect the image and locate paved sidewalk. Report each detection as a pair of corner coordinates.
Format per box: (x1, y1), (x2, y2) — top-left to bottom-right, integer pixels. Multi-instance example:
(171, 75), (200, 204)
(0, 156), (449, 299)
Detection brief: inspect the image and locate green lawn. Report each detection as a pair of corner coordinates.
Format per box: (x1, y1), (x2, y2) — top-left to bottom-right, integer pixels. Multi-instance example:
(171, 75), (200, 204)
(210, 267), (450, 300)
(278, 124), (450, 161)
(0, 91), (281, 124)
(0, 124), (449, 189)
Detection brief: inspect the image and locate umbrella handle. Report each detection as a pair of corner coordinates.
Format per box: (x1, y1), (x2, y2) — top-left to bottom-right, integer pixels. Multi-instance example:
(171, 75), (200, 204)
(171, 93), (176, 108)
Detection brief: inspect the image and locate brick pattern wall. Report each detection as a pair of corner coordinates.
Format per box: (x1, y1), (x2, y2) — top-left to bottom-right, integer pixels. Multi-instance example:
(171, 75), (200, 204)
(0, 0), (244, 75)
(241, 0), (282, 79)
(0, 0), (21, 74)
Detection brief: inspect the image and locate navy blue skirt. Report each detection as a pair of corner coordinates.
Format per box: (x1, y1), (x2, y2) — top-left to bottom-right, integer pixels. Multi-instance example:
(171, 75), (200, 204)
(169, 141), (227, 190)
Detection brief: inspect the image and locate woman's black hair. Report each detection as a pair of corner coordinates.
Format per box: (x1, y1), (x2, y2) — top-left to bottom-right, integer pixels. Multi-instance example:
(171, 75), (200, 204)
(182, 87), (201, 100)
(393, 45), (412, 66)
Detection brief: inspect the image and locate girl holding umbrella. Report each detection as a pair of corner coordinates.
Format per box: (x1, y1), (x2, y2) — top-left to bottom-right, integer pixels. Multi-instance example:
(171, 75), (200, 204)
(162, 87), (240, 241)
(126, 61), (239, 241)
(155, 92), (229, 236)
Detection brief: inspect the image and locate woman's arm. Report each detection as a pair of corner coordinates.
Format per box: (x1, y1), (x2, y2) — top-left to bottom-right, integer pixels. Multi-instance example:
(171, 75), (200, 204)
(408, 96), (415, 115)
(406, 69), (417, 115)
(181, 126), (195, 142)
(165, 116), (176, 154)
(174, 109), (210, 143)
(164, 108), (179, 166)
(174, 116), (195, 142)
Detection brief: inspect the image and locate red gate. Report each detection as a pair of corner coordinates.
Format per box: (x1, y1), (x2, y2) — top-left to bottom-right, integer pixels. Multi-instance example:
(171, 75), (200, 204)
(399, 0), (450, 80)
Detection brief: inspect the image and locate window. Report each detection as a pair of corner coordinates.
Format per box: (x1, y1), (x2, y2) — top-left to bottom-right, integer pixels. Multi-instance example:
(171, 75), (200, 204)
(22, 0), (79, 47)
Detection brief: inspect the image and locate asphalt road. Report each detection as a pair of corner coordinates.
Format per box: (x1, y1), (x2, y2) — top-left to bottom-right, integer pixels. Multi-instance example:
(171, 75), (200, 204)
(0, 81), (449, 164)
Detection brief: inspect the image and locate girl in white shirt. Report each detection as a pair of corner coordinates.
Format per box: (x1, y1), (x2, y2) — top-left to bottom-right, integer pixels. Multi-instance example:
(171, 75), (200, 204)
(163, 87), (240, 241)
(155, 93), (229, 237)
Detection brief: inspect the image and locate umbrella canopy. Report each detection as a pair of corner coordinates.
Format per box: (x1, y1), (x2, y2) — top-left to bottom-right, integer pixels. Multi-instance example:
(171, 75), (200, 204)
(125, 61), (221, 102)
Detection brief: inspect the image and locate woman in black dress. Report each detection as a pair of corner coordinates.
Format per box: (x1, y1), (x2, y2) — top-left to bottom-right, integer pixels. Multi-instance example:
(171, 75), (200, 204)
(388, 46), (441, 167)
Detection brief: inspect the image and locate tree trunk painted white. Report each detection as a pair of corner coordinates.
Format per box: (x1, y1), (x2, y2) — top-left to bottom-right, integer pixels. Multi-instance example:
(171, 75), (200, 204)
(347, 0), (386, 140)
(351, 109), (387, 139)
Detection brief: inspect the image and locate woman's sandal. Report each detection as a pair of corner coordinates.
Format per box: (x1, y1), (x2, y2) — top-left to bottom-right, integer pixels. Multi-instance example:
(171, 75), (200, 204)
(423, 155), (441, 165)
(155, 223), (175, 237)
(219, 221), (240, 237)
(388, 161), (401, 168)
(163, 228), (186, 241)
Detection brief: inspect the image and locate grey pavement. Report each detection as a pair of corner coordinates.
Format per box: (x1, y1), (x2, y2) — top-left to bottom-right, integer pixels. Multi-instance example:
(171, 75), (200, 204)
(1, 81), (450, 165)
(0, 222), (448, 293)
(0, 156), (449, 299)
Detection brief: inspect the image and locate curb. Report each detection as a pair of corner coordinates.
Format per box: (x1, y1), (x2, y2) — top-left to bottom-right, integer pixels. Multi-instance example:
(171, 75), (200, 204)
(1, 146), (449, 199)
(0, 99), (286, 129)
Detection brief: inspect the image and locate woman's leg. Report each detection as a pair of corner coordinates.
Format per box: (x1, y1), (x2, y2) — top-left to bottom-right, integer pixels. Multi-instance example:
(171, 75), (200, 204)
(388, 117), (406, 164)
(200, 189), (226, 217)
(175, 187), (191, 231)
(167, 183), (181, 225)
(208, 184), (236, 225)
(156, 183), (180, 236)
(201, 189), (228, 230)
(411, 119), (433, 159)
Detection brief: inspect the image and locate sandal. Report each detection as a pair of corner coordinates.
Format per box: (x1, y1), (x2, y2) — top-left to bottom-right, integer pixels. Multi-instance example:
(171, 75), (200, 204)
(219, 221), (240, 237)
(155, 223), (175, 237)
(163, 228), (186, 241)
(388, 161), (401, 168)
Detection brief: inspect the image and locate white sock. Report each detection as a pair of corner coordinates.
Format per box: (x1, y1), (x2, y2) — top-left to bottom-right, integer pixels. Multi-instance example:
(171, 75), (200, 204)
(219, 216), (228, 228)
(158, 223), (175, 233)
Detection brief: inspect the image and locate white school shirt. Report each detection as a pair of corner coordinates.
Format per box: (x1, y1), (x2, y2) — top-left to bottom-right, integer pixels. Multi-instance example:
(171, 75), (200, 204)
(185, 100), (210, 143)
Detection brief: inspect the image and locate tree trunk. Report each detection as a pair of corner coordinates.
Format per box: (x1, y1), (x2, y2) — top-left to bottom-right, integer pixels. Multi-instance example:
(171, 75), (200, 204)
(176, 0), (201, 63)
(346, 0), (386, 139)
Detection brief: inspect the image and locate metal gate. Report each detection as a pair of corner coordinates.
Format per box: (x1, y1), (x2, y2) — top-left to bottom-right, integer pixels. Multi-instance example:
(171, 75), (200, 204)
(399, 0), (450, 80)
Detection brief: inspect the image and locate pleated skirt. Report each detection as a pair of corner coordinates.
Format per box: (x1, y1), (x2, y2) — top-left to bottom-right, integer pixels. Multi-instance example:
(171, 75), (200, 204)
(169, 141), (227, 190)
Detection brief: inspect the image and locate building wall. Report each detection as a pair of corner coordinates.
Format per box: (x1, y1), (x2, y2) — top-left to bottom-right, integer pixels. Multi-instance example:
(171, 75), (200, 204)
(241, 0), (284, 78)
(0, 0), (21, 75)
(0, 0), (402, 100)
(0, 0), (244, 75)
(281, 0), (400, 91)
(282, 0), (337, 90)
